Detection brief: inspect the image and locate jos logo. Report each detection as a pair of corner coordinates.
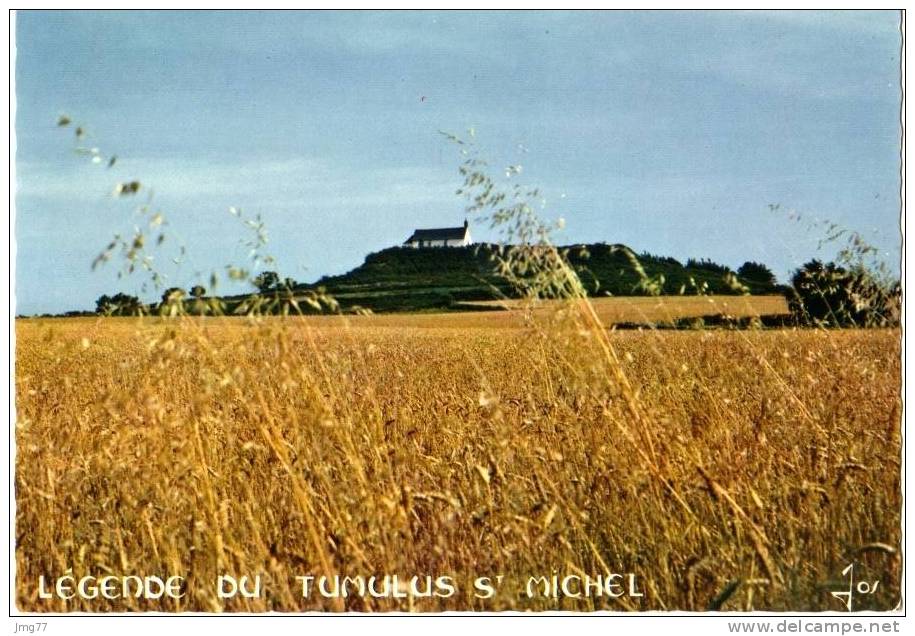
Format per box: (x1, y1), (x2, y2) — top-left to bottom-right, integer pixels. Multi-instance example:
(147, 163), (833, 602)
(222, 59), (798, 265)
(831, 563), (879, 612)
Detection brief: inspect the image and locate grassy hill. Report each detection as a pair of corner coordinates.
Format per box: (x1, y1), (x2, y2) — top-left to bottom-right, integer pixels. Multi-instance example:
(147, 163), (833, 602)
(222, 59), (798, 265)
(302, 243), (784, 313)
(62, 243), (785, 317)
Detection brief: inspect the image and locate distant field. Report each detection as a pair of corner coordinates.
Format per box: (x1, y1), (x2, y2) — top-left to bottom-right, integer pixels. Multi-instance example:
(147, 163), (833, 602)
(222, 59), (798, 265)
(461, 294), (789, 324)
(293, 294), (789, 329)
(15, 302), (900, 612)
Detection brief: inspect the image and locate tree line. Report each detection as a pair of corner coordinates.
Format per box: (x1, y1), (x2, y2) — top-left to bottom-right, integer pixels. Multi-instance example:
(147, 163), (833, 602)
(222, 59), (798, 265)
(80, 259), (899, 328)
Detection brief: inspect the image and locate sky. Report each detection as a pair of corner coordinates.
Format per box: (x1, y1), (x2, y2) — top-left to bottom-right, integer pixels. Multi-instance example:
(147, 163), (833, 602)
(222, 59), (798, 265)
(14, 10), (902, 315)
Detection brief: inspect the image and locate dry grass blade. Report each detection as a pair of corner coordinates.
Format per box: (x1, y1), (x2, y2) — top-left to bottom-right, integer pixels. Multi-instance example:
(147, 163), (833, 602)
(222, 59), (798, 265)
(697, 466), (785, 587)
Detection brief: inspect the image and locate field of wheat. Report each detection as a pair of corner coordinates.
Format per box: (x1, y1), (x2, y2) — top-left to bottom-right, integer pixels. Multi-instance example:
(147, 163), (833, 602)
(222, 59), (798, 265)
(14, 296), (901, 612)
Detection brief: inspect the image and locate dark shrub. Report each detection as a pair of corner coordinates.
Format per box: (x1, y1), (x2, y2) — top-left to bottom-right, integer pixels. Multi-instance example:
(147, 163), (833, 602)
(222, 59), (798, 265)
(787, 259), (899, 327)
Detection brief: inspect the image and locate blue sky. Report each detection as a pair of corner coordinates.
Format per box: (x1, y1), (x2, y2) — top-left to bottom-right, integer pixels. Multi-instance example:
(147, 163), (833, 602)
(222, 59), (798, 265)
(15, 10), (902, 315)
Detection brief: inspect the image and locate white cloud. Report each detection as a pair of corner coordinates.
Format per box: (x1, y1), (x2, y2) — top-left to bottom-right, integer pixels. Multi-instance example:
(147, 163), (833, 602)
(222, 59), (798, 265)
(16, 155), (459, 209)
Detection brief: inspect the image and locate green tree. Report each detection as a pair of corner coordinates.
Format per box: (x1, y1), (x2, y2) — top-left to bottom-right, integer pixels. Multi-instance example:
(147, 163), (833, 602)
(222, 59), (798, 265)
(253, 271), (280, 293)
(161, 287), (185, 305)
(96, 292), (142, 316)
(738, 261), (777, 287)
(788, 259), (899, 327)
(95, 294), (112, 314)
